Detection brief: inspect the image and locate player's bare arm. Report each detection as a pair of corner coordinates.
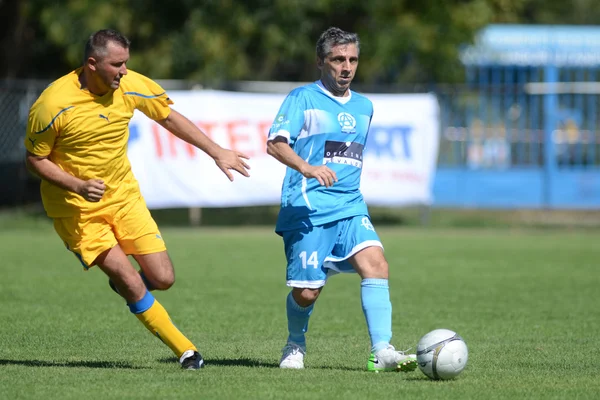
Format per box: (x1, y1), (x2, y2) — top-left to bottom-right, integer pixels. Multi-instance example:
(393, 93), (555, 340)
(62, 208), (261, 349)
(157, 109), (250, 181)
(25, 151), (105, 202)
(267, 137), (338, 187)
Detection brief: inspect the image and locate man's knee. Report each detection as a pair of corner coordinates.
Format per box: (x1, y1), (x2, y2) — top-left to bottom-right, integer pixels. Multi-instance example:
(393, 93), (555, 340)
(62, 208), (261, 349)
(135, 252), (175, 291)
(361, 261), (388, 279)
(292, 287), (321, 307)
(147, 268), (175, 290)
(369, 258), (389, 278)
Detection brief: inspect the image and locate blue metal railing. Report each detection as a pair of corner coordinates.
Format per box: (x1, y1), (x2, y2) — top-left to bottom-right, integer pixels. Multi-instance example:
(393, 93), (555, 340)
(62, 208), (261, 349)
(437, 68), (600, 170)
(434, 65), (600, 209)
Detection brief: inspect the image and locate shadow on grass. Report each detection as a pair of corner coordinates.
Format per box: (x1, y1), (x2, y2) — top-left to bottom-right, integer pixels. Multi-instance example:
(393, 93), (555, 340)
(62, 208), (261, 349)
(404, 375), (453, 382)
(0, 359), (146, 369)
(208, 358), (281, 368)
(159, 356), (369, 371)
(309, 364), (365, 372)
(159, 356), (279, 368)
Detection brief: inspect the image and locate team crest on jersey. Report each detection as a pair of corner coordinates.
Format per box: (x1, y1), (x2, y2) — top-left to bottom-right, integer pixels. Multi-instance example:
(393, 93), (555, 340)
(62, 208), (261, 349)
(271, 113), (289, 131)
(337, 112), (356, 134)
(361, 217), (375, 232)
(323, 140), (363, 168)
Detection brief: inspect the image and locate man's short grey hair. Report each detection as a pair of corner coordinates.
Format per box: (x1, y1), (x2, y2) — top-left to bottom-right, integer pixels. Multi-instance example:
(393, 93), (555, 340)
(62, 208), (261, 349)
(83, 29), (130, 64)
(316, 27), (360, 61)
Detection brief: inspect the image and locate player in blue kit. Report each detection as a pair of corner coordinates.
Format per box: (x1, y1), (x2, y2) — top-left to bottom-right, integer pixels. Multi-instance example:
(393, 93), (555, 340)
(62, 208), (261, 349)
(266, 27), (418, 372)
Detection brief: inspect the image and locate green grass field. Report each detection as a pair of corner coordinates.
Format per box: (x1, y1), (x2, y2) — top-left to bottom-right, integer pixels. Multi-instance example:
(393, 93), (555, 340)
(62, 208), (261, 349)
(1, 221), (599, 399)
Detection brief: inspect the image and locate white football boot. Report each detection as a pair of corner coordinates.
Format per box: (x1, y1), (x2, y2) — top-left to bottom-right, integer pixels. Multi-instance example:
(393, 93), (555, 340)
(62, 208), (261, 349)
(279, 342), (305, 369)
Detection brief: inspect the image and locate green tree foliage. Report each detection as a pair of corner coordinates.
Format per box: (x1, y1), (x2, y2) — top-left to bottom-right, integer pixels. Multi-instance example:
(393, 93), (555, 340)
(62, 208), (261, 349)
(2, 0), (599, 83)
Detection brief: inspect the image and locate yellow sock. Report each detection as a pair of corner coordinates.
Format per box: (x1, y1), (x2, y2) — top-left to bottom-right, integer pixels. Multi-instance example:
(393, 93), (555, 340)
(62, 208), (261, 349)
(131, 293), (197, 358)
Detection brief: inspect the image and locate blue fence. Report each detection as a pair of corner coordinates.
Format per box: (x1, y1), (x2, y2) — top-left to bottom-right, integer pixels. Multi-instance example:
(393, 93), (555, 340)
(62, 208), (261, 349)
(433, 25), (600, 209)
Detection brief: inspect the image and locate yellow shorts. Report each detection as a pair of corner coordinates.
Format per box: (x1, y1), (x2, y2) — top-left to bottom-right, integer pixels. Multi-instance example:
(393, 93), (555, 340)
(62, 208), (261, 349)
(53, 195), (167, 269)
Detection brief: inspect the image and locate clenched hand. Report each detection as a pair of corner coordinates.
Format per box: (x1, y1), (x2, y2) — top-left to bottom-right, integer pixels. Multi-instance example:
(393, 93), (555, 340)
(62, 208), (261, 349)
(77, 179), (106, 202)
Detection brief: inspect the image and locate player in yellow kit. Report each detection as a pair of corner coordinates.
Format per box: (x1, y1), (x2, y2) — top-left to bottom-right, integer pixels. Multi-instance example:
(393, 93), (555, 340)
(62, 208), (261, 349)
(24, 29), (250, 370)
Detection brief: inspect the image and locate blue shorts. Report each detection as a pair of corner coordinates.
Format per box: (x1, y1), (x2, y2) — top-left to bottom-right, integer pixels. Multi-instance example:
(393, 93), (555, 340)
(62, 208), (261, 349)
(282, 215), (383, 289)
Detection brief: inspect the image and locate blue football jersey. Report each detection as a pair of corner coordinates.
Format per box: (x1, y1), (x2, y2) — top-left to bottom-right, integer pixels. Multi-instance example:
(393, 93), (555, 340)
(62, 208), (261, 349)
(268, 81), (373, 233)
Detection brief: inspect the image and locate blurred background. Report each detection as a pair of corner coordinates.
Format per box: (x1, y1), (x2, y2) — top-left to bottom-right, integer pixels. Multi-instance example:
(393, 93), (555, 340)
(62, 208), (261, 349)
(2, 0), (600, 228)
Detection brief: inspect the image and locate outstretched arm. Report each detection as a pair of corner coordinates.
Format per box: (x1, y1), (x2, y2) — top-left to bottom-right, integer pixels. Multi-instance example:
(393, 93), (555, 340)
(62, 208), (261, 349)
(157, 109), (250, 181)
(267, 137), (337, 187)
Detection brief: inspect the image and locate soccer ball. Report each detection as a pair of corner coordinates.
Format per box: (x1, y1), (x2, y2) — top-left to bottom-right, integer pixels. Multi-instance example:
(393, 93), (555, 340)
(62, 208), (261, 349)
(416, 329), (468, 380)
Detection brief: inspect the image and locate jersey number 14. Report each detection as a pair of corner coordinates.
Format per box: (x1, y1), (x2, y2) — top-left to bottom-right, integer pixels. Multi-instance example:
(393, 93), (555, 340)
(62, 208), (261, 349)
(299, 251), (319, 269)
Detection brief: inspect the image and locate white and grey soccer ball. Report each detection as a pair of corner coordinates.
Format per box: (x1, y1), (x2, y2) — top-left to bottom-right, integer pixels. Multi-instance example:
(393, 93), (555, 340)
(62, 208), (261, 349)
(416, 329), (468, 380)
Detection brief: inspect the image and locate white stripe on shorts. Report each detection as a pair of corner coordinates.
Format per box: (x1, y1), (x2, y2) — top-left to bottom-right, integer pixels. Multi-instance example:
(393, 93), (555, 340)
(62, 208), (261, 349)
(323, 240), (384, 273)
(286, 279), (326, 289)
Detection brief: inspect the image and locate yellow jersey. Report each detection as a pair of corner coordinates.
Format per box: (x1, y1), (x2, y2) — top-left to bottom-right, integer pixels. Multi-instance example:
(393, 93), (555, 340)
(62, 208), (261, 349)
(25, 68), (173, 218)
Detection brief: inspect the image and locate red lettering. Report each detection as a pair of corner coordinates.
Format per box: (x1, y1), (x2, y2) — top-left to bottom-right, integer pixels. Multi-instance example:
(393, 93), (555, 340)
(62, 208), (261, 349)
(166, 129), (178, 157)
(152, 124), (163, 158)
(152, 120), (274, 159)
(184, 141), (196, 158)
(258, 121), (271, 142)
(152, 123), (196, 159)
(228, 121), (256, 157)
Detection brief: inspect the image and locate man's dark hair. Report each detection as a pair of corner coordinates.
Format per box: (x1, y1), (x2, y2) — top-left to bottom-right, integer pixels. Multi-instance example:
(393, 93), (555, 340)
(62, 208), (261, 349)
(316, 27), (360, 61)
(83, 29), (130, 64)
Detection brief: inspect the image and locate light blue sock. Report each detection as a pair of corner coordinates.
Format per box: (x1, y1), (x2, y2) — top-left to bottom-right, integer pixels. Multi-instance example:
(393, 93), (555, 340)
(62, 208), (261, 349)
(361, 278), (392, 353)
(286, 291), (313, 349)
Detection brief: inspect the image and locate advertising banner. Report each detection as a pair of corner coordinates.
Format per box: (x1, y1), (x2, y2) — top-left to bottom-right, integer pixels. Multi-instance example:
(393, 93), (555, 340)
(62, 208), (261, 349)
(128, 90), (439, 208)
